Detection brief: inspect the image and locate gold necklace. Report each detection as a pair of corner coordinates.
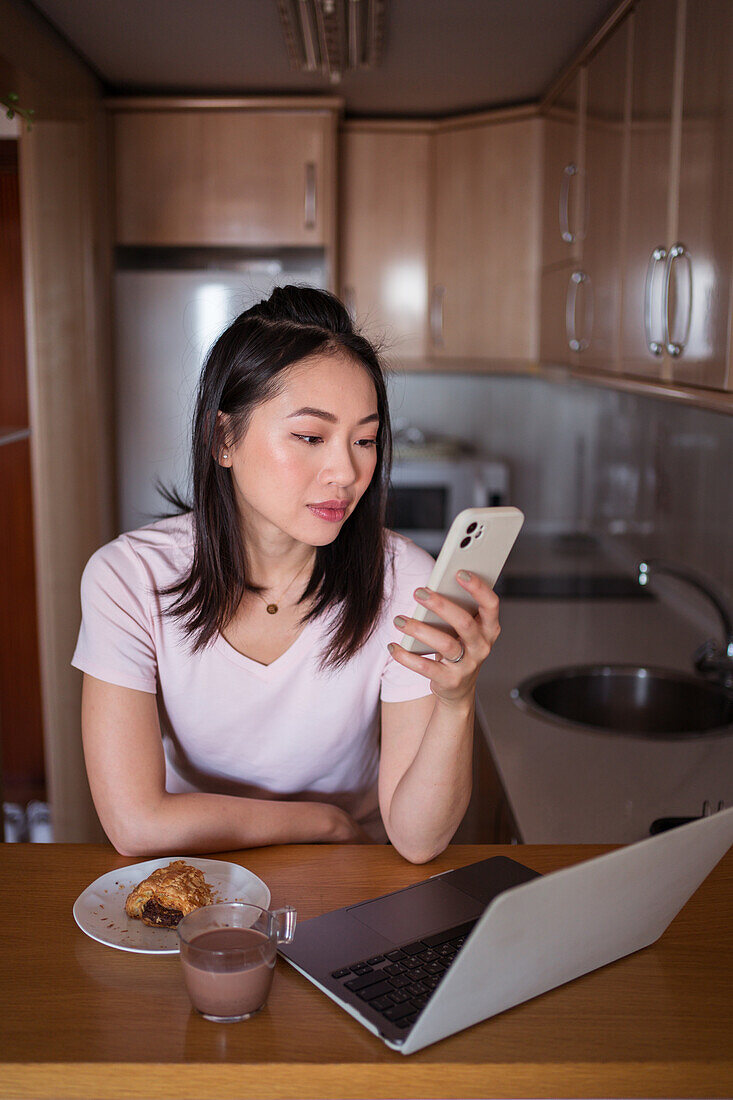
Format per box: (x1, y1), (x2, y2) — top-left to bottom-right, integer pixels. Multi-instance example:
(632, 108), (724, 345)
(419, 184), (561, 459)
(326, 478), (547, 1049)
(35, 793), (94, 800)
(251, 554), (313, 615)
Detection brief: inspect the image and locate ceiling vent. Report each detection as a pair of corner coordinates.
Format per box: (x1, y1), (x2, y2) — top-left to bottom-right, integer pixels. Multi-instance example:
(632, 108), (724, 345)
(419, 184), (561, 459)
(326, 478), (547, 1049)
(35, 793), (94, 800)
(276, 0), (386, 83)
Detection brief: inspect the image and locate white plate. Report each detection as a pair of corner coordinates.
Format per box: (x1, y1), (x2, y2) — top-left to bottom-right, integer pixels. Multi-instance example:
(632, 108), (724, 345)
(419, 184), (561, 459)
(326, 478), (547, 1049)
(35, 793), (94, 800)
(73, 857), (271, 954)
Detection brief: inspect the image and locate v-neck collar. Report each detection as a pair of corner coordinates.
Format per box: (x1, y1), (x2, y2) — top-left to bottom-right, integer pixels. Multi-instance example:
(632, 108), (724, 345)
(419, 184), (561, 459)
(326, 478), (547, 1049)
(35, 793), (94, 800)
(212, 615), (315, 680)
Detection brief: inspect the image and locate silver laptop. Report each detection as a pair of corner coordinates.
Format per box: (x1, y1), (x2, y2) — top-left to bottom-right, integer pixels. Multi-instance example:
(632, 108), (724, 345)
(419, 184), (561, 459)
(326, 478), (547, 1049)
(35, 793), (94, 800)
(279, 805), (733, 1054)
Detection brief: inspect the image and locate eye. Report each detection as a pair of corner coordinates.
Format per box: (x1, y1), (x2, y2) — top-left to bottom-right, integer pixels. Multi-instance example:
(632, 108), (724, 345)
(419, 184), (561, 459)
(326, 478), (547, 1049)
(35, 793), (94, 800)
(292, 434), (377, 448)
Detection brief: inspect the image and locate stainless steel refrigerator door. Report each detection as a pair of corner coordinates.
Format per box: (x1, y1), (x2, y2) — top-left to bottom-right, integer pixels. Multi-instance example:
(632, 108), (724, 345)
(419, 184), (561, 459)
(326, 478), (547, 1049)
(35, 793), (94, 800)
(114, 264), (327, 533)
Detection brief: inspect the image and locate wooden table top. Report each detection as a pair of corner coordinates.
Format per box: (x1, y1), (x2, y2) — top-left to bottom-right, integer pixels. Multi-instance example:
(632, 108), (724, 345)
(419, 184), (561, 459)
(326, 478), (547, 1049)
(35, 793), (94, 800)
(2, 842), (732, 1099)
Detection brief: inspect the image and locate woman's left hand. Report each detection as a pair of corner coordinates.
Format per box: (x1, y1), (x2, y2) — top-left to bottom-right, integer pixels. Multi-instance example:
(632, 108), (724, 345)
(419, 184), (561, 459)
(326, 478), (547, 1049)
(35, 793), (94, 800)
(388, 571), (501, 707)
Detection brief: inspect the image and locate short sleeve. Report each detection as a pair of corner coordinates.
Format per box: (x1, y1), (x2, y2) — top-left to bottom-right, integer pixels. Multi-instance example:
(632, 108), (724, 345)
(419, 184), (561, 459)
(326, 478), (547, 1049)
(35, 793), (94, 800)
(71, 538), (158, 693)
(380, 534), (436, 703)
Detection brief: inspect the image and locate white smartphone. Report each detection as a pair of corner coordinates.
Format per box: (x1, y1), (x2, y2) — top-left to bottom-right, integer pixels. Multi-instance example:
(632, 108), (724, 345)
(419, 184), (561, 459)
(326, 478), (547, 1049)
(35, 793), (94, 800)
(399, 506), (525, 655)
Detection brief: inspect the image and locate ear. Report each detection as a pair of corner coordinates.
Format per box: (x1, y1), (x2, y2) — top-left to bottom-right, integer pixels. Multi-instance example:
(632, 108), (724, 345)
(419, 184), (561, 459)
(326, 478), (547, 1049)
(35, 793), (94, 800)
(213, 410), (232, 466)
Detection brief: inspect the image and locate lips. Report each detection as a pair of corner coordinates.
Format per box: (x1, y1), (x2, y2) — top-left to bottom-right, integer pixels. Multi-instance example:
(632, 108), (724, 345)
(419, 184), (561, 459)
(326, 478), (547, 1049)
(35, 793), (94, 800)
(308, 500), (349, 523)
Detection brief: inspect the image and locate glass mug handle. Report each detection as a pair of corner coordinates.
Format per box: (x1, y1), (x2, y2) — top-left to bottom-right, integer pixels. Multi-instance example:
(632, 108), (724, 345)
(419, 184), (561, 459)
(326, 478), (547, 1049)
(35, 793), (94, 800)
(270, 905), (297, 944)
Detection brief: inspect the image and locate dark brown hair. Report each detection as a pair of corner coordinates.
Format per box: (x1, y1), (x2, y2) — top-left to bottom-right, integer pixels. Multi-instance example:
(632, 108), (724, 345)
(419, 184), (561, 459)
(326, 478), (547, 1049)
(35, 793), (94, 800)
(153, 284), (394, 672)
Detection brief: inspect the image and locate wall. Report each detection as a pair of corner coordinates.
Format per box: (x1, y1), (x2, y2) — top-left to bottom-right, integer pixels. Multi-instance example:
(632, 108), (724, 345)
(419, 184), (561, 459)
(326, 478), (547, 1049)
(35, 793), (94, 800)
(387, 370), (732, 618)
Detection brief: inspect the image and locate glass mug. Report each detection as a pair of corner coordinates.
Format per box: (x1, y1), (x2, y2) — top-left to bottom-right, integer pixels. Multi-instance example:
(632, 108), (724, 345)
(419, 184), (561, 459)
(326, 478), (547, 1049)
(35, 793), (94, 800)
(177, 902), (297, 1022)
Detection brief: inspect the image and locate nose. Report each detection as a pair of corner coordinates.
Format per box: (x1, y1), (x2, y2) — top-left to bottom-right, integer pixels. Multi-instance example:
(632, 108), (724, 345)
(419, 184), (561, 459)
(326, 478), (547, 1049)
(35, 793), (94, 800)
(318, 439), (362, 488)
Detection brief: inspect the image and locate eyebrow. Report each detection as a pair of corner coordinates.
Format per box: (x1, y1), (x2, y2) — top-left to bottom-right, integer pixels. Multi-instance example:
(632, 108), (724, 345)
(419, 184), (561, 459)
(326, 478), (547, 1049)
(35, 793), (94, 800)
(286, 406), (380, 426)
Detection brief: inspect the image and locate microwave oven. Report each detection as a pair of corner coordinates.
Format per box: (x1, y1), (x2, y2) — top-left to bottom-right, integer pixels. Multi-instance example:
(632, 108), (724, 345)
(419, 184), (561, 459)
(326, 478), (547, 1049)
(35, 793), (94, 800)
(386, 456), (509, 554)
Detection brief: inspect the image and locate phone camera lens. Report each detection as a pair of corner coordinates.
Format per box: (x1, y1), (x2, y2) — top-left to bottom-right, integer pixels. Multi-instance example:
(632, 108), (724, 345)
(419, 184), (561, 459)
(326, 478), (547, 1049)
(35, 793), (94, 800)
(460, 536), (471, 549)
(466, 523), (477, 534)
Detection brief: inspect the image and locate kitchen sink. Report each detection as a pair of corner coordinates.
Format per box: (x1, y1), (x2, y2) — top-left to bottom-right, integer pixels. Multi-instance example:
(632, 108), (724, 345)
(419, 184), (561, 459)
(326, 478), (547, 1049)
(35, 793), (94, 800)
(511, 664), (733, 738)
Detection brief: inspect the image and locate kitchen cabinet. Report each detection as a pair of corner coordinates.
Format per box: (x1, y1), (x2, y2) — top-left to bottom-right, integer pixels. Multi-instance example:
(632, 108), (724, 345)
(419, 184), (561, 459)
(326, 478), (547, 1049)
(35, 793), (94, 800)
(111, 105), (339, 248)
(620, 0), (733, 391)
(620, 0), (679, 381)
(540, 70), (584, 272)
(539, 19), (629, 372)
(452, 716), (521, 844)
(671, 0), (733, 392)
(338, 123), (431, 359)
(540, 0), (733, 400)
(581, 17), (629, 373)
(340, 111), (542, 368)
(431, 113), (543, 360)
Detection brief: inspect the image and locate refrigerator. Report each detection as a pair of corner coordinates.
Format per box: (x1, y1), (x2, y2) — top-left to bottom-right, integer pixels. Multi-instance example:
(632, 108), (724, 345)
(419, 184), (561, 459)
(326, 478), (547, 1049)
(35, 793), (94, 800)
(113, 250), (330, 534)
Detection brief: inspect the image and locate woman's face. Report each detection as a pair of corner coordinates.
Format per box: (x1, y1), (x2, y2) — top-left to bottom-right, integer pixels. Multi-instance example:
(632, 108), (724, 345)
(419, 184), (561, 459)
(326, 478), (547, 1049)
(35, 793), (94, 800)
(220, 352), (381, 547)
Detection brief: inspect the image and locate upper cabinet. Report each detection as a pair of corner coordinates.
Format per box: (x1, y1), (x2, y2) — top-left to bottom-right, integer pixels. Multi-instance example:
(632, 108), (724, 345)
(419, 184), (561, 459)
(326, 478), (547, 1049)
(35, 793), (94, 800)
(621, 0), (733, 390)
(338, 123), (431, 360)
(581, 19), (629, 372)
(620, 0), (679, 379)
(540, 0), (733, 399)
(110, 105), (339, 248)
(339, 111), (543, 367)
(431, 114), (543, 360)
(540, 19), (629, 372)
(540, 21), (629, 372)
(541, 70), (584, 270)
(672, 0), (733, 391)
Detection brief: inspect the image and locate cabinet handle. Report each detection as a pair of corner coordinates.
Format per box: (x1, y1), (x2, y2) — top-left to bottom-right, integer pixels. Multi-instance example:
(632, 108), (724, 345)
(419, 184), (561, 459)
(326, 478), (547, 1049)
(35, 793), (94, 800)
(304, 162), (317, 229)
(662, 243), (692, 357)
(430, 284), (445, 347)
(559, 163), (579, 243)
(643, 246), (667, 356)
(565, 270), (591, 351)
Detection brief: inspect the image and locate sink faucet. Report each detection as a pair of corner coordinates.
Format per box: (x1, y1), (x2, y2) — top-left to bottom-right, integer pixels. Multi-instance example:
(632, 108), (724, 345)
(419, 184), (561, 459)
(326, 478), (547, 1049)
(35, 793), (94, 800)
(637, 559), (733, 689)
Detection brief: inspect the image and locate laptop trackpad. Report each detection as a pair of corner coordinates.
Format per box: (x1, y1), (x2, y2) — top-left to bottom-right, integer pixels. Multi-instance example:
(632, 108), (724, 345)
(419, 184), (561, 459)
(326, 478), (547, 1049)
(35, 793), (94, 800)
(349, 879), (482, 944)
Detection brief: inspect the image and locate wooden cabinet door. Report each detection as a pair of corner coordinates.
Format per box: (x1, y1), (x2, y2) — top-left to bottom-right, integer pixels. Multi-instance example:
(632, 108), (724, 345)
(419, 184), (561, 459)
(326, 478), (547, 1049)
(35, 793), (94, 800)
(619, 0), (679, 380)
(338, 125), (431, 360)
(671, 0), (733, 391)
(541, 70), (584, 270)
(431, 117), (543, 360)
(581, 17), (630, 373)
(113, 110), (335, 247)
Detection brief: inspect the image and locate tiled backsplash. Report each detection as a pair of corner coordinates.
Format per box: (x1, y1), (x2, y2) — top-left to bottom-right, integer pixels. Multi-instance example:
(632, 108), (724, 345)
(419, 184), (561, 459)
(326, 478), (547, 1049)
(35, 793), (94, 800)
(386, 371), (732, 606)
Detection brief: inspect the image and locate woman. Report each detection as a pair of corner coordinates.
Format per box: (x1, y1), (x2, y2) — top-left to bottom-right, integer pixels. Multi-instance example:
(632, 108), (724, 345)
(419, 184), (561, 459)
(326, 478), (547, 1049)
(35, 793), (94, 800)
(72, 285), (501, 863)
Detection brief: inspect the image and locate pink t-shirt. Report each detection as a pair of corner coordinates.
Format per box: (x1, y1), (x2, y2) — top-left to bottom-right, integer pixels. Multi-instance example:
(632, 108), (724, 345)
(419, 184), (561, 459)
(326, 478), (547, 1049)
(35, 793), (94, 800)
(71, 513), (435, 841)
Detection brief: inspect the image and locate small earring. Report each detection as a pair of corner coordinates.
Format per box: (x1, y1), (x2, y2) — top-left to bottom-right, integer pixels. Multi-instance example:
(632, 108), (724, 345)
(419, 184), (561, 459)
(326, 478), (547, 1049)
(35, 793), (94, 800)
(222, 452), (229, 460)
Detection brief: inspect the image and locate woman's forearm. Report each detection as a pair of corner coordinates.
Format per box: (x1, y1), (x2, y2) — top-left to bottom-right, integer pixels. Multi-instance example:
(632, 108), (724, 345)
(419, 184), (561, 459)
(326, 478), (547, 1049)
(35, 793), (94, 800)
(108, 791), (351, 857)
(385, 694), (475, 863)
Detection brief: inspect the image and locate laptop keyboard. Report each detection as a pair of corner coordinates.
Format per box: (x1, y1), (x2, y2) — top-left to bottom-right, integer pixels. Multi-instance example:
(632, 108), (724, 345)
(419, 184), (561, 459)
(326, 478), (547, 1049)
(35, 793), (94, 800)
(330, 918), (478, 1030)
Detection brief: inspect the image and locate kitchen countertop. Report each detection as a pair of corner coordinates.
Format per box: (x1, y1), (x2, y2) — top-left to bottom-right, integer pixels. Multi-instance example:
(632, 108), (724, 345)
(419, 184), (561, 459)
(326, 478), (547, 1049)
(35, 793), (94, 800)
(3, 842), (732, 1099)
(475, 533), (733, 843)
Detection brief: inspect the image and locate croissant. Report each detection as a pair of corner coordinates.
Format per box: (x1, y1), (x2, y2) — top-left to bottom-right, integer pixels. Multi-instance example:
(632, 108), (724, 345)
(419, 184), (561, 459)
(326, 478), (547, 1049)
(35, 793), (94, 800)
(125, 860), (214, 927)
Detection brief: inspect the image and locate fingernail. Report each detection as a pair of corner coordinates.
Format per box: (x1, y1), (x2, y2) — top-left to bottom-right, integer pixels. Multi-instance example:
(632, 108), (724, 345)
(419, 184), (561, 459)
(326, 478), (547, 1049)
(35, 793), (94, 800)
(387, 643), (395, 654)
(458, 570), (472, 582)
(415, 587), (431, 600)
(393, 616), (406, 628)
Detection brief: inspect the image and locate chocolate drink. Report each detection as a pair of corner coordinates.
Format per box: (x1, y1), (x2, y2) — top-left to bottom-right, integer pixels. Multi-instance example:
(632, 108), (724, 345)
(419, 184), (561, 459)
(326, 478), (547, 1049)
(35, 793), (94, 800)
(181, 927), (276, 1019)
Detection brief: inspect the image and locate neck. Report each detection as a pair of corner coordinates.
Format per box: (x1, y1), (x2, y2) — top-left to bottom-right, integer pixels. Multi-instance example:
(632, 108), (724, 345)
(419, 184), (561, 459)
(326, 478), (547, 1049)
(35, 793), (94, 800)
(235, 510), (315, 590)
(248, 547), (316, 591)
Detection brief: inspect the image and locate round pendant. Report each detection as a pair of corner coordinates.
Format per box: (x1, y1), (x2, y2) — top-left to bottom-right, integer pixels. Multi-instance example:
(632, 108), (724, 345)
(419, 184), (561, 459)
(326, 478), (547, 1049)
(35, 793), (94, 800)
(266, 603), (278, 615)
